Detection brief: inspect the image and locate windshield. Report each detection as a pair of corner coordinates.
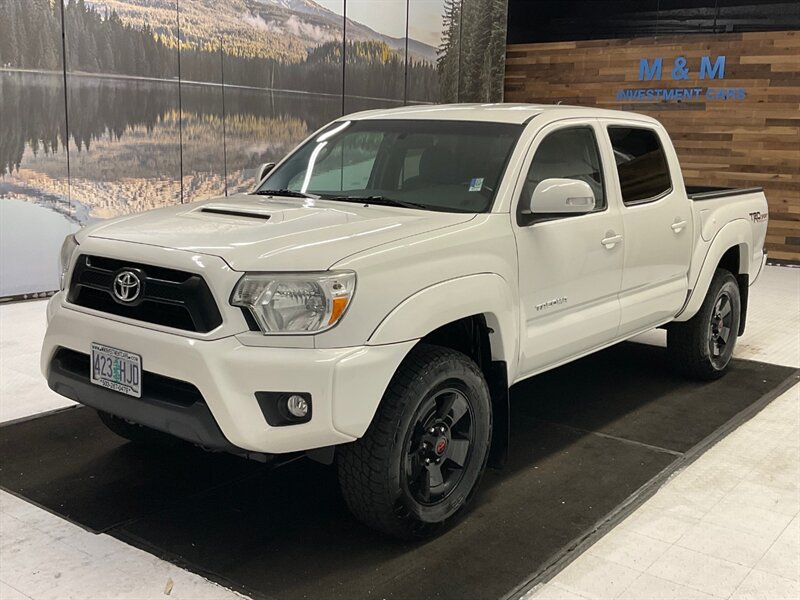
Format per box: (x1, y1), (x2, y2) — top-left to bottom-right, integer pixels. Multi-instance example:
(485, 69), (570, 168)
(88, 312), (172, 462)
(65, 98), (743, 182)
(255, 119), (523, 213)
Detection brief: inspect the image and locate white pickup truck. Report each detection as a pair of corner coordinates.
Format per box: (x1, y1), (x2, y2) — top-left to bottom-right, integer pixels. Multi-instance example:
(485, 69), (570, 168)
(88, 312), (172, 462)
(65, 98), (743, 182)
(43, 104), (768, 538)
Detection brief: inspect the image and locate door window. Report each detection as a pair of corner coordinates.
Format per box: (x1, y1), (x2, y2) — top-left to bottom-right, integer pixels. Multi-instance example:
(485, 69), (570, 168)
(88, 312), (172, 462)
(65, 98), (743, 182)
(607, 127), (672, 205)
(519, 126), (606, 223)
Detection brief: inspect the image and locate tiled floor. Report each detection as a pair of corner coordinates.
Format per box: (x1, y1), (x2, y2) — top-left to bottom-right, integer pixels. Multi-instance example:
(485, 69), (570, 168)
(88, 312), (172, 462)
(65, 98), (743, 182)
(529, 386), (799, 600)
(527, 386), (800, 600)
(0, 492), (243, 600)
(526, 265), (800, 600)
(0, 299), (75, 424)
(1, 265), (798, 599)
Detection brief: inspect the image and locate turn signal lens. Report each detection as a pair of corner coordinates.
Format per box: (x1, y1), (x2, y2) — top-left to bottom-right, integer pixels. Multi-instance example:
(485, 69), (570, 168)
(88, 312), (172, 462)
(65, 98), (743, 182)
(329, 296), (349, 325)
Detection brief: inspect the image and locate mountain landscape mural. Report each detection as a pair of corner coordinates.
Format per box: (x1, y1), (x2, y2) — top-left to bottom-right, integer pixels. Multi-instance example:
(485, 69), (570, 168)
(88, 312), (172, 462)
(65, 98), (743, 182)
(0, 0), (508, 297)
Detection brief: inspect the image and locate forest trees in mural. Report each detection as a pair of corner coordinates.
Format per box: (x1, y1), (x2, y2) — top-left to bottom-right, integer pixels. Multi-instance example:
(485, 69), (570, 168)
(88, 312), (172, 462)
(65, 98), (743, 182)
(437, 0), (462, 102)
(460, 0), (509, 102)
(437, 0), (509, 102)
(0, 0), (437, 98)
(0, 0), (62, 70)
(0, 0), (506, 109)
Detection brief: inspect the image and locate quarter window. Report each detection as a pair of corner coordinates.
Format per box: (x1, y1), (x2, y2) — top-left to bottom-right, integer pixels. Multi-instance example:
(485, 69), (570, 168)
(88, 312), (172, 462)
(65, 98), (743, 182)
(608, 127), (672, 205)
(520, 126), (606, 220)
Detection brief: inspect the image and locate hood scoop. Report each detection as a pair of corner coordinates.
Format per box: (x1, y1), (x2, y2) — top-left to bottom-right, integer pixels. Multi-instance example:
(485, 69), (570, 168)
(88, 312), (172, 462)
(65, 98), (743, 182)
(196, 204), (276, 221)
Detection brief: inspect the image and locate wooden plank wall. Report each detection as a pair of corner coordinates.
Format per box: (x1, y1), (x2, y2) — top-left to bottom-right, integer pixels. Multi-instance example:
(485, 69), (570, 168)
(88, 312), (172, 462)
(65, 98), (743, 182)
(505, 31), (800, 262)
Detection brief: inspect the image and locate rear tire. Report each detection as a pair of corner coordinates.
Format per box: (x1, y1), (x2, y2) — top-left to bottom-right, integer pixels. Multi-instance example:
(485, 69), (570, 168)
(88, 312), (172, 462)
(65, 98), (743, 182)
(668, 269), (741, 380)
(337, 344), (492, 539)
(96, 410), (179, 445)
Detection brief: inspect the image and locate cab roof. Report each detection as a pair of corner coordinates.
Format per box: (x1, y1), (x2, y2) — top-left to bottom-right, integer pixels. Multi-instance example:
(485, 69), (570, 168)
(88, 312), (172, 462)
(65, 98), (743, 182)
(346, 103), (659, 126)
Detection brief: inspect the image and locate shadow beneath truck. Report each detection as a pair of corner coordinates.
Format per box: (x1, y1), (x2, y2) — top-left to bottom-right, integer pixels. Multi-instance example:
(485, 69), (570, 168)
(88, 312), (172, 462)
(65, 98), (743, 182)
(1, 343), (796, 600)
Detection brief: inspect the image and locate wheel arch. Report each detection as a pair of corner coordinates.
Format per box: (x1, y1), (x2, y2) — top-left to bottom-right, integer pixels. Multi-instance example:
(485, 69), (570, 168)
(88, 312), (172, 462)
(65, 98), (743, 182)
(368, 273), (518, 370)
(677, 220), (752, 334)
(368, 274), (518, 468)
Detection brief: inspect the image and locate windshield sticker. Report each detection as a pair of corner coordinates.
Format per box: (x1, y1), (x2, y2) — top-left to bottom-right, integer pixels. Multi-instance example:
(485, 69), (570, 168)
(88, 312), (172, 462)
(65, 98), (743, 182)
(468, 177), (484, 192)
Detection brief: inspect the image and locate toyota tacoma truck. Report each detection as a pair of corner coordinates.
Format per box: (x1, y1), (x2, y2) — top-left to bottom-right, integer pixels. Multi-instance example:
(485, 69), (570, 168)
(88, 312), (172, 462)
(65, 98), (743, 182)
(42, 104), (769, 539)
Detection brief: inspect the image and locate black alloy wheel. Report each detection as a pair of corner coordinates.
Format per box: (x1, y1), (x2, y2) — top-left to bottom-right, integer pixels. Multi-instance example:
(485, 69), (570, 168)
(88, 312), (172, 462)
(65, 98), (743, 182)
(403, 386), (474, 506)
(708, 290), (735, 369)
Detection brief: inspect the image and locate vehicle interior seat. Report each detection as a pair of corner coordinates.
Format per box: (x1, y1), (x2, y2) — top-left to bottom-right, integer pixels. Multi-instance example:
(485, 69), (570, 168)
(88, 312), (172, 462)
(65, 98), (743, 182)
(402, 146), (460, 190)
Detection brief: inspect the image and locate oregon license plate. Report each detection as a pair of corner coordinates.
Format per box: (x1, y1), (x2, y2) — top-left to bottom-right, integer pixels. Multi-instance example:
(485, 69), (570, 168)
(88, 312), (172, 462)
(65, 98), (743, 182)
(90, 343), (142, 398)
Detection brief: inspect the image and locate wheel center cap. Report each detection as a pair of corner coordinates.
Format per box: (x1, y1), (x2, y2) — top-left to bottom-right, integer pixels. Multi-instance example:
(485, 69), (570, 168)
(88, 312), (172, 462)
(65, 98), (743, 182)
(434, 437), (448, 456)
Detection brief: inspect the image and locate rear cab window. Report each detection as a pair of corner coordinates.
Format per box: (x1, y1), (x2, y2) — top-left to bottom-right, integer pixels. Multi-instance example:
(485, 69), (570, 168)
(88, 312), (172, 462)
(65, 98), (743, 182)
(607, 126), (672, 205)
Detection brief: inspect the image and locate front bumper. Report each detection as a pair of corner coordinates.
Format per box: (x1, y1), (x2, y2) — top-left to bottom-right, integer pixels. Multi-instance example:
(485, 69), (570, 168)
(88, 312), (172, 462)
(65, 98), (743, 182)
(42, 295), (415, 454)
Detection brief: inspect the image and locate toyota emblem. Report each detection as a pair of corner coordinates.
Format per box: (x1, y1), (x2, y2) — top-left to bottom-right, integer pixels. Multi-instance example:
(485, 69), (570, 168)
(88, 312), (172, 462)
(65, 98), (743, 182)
(113, 270), (142, 303)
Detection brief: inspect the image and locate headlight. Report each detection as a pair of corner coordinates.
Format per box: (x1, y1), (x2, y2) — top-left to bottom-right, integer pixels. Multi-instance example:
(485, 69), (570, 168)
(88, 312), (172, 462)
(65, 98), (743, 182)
(231, 272), (356, 334)
(59, 234), (79, 291)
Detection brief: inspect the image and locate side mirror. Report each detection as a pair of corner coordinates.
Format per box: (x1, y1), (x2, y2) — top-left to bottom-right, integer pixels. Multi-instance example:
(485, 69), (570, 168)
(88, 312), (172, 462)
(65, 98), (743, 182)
(257, 162), (276, 182)
(529, 178), (596, 215)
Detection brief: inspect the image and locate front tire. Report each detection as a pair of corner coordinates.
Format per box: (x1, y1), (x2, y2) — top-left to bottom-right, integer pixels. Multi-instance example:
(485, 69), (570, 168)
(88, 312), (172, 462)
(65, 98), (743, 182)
(668, 269), (741, 380)
(337, 344), (492, 539)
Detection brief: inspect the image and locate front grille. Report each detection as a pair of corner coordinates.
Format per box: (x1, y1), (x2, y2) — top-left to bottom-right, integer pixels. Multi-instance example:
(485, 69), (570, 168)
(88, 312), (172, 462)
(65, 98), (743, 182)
(67, 255), (223, 333)
(53, 347), (204, 407)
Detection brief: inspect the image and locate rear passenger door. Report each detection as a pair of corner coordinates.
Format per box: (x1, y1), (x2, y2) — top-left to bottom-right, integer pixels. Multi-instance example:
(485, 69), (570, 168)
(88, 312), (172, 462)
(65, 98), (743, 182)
(602, 122), (694, 336)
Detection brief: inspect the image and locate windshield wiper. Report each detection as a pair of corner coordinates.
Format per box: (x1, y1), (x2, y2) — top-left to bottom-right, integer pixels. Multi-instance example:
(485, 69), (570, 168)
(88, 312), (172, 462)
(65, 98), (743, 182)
(324, 195), (431, 211)
(255, 190), (433, 211)
(253, 189), (317, 199)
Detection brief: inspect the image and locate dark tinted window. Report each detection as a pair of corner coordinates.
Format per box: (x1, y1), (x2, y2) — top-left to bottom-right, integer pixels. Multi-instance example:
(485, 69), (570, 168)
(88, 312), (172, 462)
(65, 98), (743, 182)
(521, 126), (606, 215)
(608, 127), (672, 204)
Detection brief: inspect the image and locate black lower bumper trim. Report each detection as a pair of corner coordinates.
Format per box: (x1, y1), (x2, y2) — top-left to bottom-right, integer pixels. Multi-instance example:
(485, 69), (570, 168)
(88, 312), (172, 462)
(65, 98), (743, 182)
(47, 348), (239, 452)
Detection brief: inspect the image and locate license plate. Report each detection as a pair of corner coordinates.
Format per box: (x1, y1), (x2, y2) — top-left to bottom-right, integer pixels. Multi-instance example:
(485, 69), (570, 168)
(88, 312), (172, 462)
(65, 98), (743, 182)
(90, 343), (142, 398)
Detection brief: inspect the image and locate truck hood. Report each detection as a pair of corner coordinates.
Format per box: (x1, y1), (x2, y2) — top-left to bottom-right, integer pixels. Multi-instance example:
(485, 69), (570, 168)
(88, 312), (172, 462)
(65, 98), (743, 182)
(85, 194), (476, 271)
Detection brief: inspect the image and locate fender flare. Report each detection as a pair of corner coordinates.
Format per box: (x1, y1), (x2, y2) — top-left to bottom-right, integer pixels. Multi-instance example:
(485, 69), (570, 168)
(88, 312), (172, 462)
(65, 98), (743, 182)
(677, 219), (752, 321)
(368, 273), (519, 374)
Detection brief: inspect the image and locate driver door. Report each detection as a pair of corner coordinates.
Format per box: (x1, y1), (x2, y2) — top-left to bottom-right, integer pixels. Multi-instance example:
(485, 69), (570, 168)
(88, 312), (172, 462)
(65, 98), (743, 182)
(513, 120), (625, 378)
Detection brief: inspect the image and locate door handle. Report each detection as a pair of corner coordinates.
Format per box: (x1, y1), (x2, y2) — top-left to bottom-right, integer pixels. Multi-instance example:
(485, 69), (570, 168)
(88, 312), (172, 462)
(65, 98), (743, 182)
(601, 233), (623, 249)
(671, 219), (688, 233)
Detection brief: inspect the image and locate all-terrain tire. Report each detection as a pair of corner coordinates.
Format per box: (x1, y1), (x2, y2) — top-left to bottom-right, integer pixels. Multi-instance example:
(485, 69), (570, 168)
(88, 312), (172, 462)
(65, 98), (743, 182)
(667, 269), (741, 381)
(337, 343), (492, 539)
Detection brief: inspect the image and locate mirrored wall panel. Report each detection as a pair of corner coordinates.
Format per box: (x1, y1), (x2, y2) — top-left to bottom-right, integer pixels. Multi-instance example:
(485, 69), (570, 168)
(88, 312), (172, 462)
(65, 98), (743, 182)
(63, 0), (183, 220)
(0, 0), (76, 297)
(0, 0), (509, 298)
(407, 0), (452, 103)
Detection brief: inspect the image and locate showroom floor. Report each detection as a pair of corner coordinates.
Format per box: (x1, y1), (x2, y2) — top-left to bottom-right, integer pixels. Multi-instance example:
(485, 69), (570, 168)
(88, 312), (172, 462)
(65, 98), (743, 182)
(1, 265), (798, 600)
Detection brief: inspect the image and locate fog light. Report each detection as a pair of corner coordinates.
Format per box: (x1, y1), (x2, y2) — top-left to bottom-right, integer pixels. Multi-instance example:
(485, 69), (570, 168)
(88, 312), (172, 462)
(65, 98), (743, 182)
(286, 394), (309, 418)
(255, 391), (311, 426)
